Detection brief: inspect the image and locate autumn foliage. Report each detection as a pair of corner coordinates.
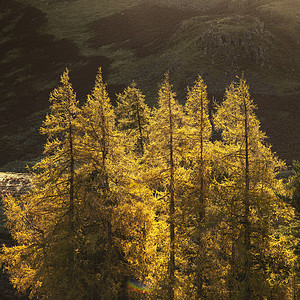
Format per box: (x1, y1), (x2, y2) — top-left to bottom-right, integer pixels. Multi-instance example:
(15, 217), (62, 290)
(0, 68), (298, 299)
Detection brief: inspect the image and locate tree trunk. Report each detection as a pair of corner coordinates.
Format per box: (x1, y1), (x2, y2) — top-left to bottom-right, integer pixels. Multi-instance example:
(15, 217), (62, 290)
(68, 121), (75, 287)
(243, 99), (251, 300)
(196, 93), (207, 298)
(136, 100), (144, 155)
(168, 93), (175, 300)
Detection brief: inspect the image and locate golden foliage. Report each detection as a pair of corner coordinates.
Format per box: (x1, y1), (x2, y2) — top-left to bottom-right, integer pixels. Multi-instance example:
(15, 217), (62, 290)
(0, 70), (297, 300)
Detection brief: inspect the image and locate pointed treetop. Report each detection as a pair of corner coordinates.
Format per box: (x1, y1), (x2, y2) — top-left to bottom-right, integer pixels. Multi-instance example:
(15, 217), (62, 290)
(60, 68), (70, 85)
(88, 66), (110, 103)
(48, 68), (77, 107)
(163, 71), (170, 81)
(160, 71), (171, 90)
(225, 74), (251, 105)
(130, 80), (137, 88)
(158, 72), (177, 107)
(191, 74), (206, 89)
(95, 67), (104, 85)
(186, 74), (209, 113)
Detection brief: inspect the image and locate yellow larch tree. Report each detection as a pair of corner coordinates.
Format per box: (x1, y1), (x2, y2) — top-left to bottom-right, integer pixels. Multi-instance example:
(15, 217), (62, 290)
(143, 73), (188, 299)
(1, 70), (297, 300)
(1, 69), (85, 299)
(183, 75), (216, 298)
(116, 81), (151, 156)
(78, 67), (154, 299)
(213, 76), (297, 299)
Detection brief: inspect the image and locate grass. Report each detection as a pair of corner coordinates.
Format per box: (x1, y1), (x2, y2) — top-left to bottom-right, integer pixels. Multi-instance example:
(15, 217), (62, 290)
(95, 5), (300, 99)
(259, 0), (300, 21)
(15, 0), (300, 96)
(1, 48), (22, 64)
(21, 0), (142, 56)
(0, 7), (11, 19)
(0, 0), (298, 169)
(0, 159), (38, 173)
(18, 0), (219, 56)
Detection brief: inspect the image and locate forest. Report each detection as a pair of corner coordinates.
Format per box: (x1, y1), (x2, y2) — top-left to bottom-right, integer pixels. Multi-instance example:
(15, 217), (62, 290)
(0, 68), (299, 299)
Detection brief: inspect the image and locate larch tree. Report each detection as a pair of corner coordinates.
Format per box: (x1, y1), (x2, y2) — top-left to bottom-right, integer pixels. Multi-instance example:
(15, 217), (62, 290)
(213, 76), (296, 299)
(144, 73), (187, 299)
(1, 69), (297, 300)
(287, 160), (300, 299)
(116, 81), (151, 156)
(78, 68), (154, 299)
(183, 75), (213, 298)
(79, 67), (124, 299)
(1, 69), (85, 299)
(115, 81), (158, 298)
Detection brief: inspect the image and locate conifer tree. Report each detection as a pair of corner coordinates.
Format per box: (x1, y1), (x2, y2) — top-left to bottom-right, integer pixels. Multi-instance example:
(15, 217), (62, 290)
(1, 69), (84, 298)
(78, 67), (126, 299)
(144, 73), (187, 299)
(213, 76), (296, 299)
(1, 70), (297, 300)
(79, 68), (154, 299)
(116, 82), (151, 156)
(287, 160), (300, 298)
(1, 68), (155, 299)
(184, 75), (213, 298)
(77, 67), (118, 298)
(289, 161), (300, 213)
(115, 82), (157, 296)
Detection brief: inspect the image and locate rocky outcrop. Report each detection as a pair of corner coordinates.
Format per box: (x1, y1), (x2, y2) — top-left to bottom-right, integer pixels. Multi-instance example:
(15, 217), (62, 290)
(0, 172), (32, 239)
(0, 172), (31, 239)
(0, 173), (31, 199)
(196, 16), (272, 67)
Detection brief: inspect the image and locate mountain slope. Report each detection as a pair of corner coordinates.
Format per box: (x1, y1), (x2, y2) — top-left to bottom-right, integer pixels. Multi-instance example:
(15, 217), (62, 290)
(0, 0), (299, 169)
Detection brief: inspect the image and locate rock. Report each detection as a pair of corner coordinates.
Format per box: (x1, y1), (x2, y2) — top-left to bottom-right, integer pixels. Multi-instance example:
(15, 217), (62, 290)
(195, 16), (270, 66)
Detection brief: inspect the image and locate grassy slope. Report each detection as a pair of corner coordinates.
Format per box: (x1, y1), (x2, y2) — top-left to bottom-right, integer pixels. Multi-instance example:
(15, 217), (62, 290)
(0, 0), (299, 170)
(20, 0), (142, 54)
(18, 0), (300, 95)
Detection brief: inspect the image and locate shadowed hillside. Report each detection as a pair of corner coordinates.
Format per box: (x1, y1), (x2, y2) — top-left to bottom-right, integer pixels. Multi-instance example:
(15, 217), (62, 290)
(0, 0), (299, 169)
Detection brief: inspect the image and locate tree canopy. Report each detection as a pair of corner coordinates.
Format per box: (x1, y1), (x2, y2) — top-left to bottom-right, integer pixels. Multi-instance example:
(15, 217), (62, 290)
(0, 70), (298, 299)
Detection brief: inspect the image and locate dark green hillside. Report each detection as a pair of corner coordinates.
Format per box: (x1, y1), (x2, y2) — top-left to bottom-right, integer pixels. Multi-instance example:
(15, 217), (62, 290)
(0, 0), (299, 170)
(0, 0), (111, 169)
